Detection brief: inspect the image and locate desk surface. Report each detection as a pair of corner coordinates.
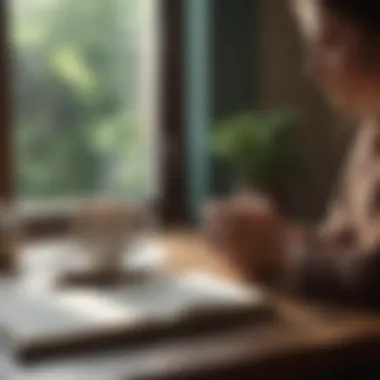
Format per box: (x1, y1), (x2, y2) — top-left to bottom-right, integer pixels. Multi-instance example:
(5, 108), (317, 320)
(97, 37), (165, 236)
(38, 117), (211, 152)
(5, 233), (380, 380)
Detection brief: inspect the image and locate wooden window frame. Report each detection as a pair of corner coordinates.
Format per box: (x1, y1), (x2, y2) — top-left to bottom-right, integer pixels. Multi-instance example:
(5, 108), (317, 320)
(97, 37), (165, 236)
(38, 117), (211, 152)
(0, 0), (188, 239)
(0, 0), (12, 203)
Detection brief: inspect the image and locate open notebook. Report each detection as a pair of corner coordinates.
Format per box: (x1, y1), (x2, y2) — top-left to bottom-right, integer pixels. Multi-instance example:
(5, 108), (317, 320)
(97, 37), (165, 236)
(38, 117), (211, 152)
(1, 271), (270, 363)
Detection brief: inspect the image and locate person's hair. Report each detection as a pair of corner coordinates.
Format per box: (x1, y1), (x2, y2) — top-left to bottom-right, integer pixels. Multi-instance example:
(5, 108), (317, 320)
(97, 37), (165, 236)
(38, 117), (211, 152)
(321, 1), (380, 35)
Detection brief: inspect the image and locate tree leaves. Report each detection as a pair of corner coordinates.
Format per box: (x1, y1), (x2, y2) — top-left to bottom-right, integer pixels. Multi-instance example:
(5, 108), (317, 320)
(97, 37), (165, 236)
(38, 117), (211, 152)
(12, 0), (153, 199)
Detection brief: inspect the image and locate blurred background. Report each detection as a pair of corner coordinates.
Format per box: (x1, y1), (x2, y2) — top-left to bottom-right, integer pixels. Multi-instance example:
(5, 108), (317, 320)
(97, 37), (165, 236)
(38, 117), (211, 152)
(3, 0), (353, 227)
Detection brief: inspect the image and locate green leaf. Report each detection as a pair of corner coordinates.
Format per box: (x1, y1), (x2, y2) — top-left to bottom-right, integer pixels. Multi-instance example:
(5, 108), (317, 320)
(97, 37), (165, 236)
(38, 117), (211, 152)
(212, 109), (299, 188)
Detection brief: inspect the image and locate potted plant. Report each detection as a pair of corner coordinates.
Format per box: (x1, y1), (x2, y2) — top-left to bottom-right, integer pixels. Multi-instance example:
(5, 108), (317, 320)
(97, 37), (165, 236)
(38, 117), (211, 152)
(211, 110), (302, 208)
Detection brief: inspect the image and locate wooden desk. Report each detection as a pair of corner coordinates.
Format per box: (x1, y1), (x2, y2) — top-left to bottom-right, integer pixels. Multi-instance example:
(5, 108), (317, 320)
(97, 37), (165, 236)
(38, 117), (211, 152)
(6, 233), (380, 379)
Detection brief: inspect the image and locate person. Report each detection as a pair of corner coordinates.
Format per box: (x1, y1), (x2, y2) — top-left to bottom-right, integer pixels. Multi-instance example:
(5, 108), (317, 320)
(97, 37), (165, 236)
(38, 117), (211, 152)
(204, 1), (380, 309)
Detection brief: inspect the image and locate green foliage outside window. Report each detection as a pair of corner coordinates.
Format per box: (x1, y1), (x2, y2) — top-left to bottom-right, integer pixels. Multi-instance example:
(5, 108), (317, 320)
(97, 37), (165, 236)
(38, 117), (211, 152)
(11, 0), (154, 201)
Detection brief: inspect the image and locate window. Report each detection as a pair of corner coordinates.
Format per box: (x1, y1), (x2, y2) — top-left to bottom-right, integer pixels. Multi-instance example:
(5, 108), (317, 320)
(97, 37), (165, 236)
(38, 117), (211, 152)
(10, 0), (159, 204)
(0, 0), (187, 231)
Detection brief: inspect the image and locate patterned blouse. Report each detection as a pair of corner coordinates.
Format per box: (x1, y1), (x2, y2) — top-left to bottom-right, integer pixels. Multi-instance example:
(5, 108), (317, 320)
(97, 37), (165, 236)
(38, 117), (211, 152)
(286, 120), (380, 308)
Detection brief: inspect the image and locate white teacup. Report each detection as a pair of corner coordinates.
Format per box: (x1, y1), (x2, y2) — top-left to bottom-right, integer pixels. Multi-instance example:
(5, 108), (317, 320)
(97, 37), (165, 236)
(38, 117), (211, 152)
(74, 201), (150, 275)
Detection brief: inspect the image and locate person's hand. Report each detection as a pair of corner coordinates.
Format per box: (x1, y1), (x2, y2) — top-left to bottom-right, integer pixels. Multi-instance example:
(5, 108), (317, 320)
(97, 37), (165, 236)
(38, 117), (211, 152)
(202, 195), (287, 283)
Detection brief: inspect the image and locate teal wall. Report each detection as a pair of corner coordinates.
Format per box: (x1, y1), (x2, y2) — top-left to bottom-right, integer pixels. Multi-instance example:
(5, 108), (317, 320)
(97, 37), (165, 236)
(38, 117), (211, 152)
(185, 0), (258, 221)
(212, 0), (257, 120)
(185, 0), (211, 223)
(210, 0), (258, 197)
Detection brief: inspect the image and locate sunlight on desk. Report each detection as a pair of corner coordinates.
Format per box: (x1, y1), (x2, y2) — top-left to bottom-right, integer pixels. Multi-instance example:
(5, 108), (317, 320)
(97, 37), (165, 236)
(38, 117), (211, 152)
(1, 234), (269, 364)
